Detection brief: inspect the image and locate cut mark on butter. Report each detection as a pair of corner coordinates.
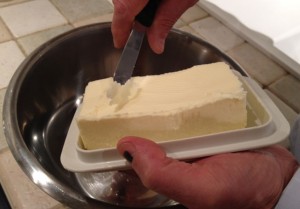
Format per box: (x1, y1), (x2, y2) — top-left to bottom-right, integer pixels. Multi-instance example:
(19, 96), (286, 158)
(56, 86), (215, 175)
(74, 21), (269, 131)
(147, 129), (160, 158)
(107, 79), (141, 111)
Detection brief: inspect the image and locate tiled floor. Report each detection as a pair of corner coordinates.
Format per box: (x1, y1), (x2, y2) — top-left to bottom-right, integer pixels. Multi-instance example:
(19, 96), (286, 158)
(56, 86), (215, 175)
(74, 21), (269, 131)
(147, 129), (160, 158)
(0, 1), (299, 209)
(18, 24), (72, 55)
(269, 75), (300, 112)
(0, 0), (68, 38)
(227, 43), (287, 86)
(0, 41), (25, 89)
(51, 0), (113, 23)
(0, 18), (11, 42)
(190, 17), (245, 51)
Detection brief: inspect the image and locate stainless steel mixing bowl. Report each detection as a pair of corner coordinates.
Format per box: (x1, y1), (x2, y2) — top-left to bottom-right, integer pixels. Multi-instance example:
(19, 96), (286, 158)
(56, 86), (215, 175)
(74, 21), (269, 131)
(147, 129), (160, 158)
(3, 23), (247, 208)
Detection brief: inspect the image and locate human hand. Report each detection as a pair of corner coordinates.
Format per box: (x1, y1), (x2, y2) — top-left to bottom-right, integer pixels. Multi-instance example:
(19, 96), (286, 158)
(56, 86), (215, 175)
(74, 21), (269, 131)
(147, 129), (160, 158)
(111, 0), (198, 54)
(117, 137), (299, 209)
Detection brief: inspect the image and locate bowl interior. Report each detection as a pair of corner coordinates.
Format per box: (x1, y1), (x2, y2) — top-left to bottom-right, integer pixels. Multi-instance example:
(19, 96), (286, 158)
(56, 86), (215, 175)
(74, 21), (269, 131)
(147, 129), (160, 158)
(4, 23), (246, 208)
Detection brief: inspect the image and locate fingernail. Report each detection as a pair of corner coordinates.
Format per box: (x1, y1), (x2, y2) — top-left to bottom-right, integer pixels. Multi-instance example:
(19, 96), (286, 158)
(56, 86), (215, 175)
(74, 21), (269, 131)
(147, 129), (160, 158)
(123, 151), (133, 163)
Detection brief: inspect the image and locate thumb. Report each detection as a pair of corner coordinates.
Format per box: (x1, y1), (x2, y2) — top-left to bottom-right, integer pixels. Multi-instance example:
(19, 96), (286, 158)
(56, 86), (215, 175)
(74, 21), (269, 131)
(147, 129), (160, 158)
(146, 0), (198, 53)
(116, 136), (210, 207)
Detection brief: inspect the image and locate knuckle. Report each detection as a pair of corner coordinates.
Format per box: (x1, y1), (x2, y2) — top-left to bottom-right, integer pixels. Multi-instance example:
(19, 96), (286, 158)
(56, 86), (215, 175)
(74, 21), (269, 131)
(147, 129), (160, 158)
(140, 158), (174, 190)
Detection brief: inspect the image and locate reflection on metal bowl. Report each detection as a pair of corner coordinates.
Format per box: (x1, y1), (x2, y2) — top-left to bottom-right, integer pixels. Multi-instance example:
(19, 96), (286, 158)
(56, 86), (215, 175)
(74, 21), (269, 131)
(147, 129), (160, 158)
(3, 23), (246, 208)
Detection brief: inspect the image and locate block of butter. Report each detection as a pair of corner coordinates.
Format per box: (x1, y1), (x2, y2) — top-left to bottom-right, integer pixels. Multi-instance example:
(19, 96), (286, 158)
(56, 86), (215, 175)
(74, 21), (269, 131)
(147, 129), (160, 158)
(77, 62), (247, 150)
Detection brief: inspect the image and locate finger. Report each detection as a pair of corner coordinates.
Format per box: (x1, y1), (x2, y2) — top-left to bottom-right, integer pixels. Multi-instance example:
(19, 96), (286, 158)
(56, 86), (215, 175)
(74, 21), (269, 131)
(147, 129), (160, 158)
(111, 0), (149, 48)
(147, 0), (198, 53)
(117, 136), (219, 208)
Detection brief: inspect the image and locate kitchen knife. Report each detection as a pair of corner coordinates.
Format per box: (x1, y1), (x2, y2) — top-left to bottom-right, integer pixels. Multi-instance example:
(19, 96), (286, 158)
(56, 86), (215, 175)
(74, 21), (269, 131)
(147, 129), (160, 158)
(113, 0), (160, 85)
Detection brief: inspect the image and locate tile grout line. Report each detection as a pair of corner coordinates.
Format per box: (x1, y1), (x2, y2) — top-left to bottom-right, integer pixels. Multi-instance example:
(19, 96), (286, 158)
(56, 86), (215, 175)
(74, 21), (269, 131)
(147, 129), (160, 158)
(0, 16), (14, 43)
(0, 0), (34, 9)
(15, 23), (74, 56)
(0, 0), (69, 55)
(48, 0), (72, 25)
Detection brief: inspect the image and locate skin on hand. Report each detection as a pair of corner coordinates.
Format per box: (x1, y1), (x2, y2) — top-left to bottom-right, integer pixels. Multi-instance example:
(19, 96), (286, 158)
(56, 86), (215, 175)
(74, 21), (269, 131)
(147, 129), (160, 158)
(117, 136), (299, 209)
(111, 0), (198, 54)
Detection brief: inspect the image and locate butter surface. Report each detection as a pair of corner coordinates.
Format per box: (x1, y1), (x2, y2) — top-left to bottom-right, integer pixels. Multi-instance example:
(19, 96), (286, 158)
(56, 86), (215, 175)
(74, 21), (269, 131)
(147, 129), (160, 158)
(77, 62), (247, 150)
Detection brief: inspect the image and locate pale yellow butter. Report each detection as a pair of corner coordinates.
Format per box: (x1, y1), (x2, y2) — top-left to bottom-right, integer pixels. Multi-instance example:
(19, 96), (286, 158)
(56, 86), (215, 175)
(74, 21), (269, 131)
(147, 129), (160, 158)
(77, 62), (247, 150)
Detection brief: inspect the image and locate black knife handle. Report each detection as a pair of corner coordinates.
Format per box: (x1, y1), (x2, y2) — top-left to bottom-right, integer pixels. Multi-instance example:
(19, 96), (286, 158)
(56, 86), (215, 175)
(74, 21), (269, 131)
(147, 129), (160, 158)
(135, 0), (160, 27)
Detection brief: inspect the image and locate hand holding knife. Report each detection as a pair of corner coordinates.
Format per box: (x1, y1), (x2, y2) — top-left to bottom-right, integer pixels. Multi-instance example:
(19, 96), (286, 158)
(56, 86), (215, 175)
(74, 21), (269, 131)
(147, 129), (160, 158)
(113, 0), (160, 85)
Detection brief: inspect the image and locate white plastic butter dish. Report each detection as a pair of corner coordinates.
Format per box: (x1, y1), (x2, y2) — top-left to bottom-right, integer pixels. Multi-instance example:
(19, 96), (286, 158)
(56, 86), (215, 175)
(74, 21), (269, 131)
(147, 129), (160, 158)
(61, 73), (290, 172)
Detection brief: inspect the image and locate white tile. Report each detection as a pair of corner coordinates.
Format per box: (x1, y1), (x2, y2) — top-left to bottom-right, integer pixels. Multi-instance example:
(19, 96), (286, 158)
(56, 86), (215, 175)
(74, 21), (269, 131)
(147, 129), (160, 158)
(0, 41), (25, 89)
(0, 150), (60, 209)
(264, 89), (298, 127)
(0, 0), (67, 38)
(0, 17), (11, 43)
(174, 19), (186, 28)
(51, 0), (113, 23)
(0, 0), (27, 8)
(264, 89), (298, 148)
(268, 75), (300, 113)
(190, 17), (244, 51)
(178, 25), (202, 38)
(181, 5), (208, 23)
(18, 25), (73, 55)
(72, 13), (113, 28)
(227, 43), (286, 86)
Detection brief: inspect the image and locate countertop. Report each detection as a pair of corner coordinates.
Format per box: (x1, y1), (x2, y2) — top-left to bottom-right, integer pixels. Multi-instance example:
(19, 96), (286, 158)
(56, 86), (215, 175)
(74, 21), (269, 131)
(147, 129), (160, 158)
(0, 0), (300, 209)
(199, 0), (300, 79)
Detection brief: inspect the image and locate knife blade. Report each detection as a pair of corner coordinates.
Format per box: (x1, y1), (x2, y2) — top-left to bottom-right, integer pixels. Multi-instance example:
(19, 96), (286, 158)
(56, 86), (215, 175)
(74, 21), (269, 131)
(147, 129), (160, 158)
(113, 0), (160, 85)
